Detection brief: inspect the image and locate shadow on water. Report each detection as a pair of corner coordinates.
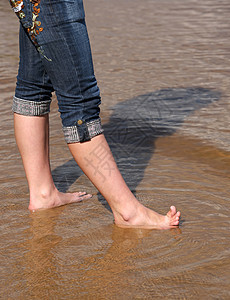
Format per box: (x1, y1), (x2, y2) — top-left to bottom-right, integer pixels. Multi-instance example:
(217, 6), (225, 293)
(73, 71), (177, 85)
(52, 87), (220, 211)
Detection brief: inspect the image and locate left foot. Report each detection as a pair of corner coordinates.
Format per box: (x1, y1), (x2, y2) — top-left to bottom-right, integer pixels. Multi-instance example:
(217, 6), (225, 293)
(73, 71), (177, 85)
(114, 205), (181, 229)
(29, 188), (92, 211)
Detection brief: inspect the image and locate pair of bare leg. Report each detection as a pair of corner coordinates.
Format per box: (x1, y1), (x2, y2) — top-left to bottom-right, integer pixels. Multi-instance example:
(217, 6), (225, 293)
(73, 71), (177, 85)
(14, 112), (180, 229)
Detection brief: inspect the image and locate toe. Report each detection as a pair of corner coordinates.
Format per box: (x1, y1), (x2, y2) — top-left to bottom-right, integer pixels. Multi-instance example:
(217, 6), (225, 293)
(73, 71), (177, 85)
(80, 193), (92, 200)
(170, 206), (177, 215)
(77, 191), (87, 196)
(167, 206), (177, 218)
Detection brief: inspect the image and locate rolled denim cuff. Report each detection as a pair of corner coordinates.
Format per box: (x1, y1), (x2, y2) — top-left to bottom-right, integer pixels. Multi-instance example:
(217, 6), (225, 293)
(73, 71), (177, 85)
(63, 119), (104, 143)
(12, 96), (51, 116)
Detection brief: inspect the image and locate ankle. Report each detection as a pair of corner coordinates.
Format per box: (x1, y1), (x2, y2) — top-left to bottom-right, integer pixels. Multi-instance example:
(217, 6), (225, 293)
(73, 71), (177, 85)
(29, 185), (57, 210)
(113, 201), (143, 224)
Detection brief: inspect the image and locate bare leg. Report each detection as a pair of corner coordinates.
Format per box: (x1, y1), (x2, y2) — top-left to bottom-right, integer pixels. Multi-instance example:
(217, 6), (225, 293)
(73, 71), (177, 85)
(14, 113), (92, 210)
(68, 134), (180, 229)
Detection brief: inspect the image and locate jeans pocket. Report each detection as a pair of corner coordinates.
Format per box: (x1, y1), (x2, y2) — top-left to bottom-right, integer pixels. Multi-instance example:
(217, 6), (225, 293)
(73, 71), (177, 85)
(50, 0), (85, 24)
(9, 0), (33, 28)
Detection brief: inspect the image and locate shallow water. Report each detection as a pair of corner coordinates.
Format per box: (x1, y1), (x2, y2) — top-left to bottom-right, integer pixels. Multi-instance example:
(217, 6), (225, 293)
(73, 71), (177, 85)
(1, 0), (230, 299)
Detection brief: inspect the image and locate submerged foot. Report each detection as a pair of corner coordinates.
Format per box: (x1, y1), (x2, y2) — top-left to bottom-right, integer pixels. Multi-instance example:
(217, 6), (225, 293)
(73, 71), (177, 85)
(29, 189), (92, 211)
(115, 205), (181, 230)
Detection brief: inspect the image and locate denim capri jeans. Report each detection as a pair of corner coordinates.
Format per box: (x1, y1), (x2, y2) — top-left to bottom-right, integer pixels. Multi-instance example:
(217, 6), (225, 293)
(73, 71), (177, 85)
(9, 0), (103, 143)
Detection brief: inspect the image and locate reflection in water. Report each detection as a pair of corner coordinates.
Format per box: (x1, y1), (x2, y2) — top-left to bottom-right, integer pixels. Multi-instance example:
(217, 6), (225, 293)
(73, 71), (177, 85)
(1, 0), (230, 298)
(20, 214), (182, 299)
(24, 211), (63, 298)
(75, 226), (182, 298)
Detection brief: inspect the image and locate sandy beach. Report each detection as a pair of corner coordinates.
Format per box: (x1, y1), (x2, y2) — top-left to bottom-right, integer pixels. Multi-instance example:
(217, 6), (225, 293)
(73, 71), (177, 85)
(0, 0), (230, 298)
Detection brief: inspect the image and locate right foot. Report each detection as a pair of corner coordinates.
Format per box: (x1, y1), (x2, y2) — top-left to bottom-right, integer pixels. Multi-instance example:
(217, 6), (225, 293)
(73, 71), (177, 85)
(114, 205), (181, 230)
(29, 188), (92, 211)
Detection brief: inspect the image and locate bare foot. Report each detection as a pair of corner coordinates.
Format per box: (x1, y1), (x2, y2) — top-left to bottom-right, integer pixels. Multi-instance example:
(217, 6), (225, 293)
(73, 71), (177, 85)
(29, 188), (92, 211)
(115, 205), (181, 230)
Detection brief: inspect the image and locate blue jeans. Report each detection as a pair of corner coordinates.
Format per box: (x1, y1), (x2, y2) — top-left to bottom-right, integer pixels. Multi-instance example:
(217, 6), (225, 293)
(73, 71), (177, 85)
(9, 0), (103, 143)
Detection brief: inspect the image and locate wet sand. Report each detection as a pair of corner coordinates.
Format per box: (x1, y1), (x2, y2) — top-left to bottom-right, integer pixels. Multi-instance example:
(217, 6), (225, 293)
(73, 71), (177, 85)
(1, 0), (230, 298)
